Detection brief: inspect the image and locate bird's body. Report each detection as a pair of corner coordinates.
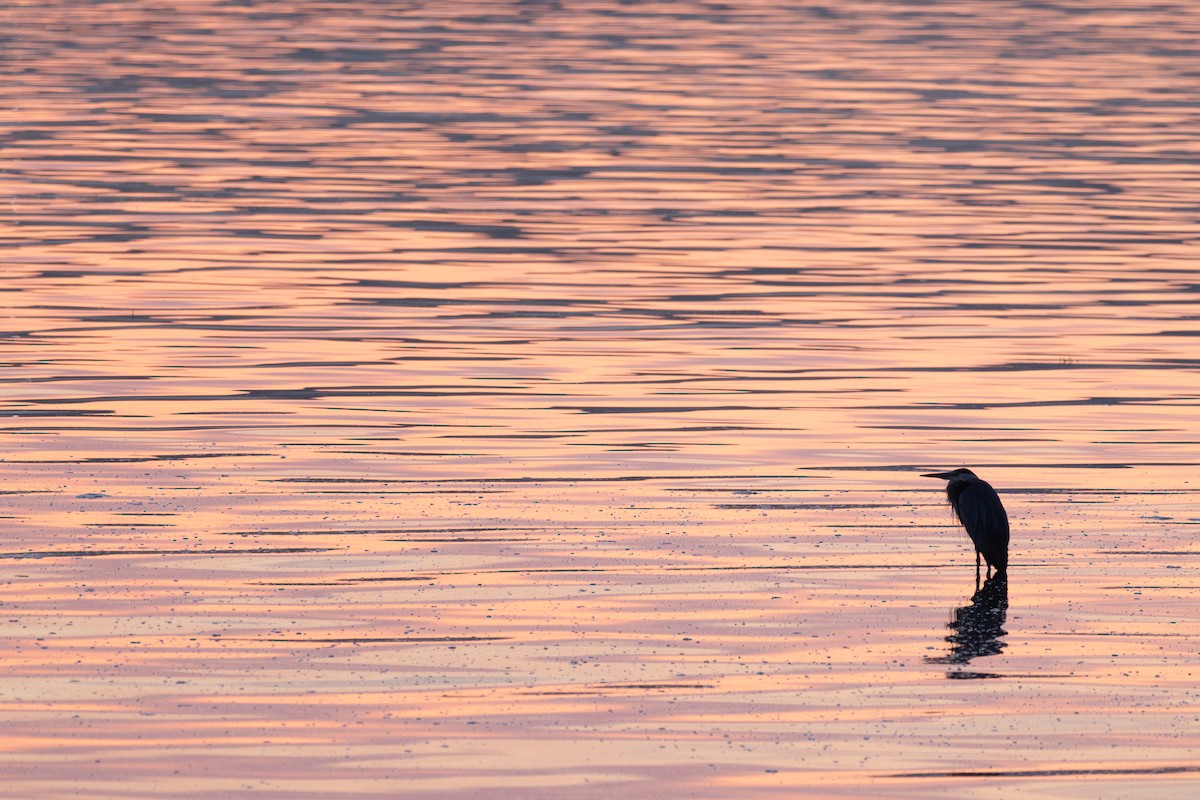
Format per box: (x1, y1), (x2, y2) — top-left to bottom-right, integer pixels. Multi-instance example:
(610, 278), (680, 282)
(922, 468), (1009, 578)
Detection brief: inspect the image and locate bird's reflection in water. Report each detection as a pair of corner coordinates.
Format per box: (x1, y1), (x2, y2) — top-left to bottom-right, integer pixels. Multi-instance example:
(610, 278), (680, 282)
(925, 574), (1008, 666)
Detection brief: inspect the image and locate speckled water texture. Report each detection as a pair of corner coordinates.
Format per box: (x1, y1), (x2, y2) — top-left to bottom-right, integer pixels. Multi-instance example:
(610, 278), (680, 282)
(3, 1), (1200, 796)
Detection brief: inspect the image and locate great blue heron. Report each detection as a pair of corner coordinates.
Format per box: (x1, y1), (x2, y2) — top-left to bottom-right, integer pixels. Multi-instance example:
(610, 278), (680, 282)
(922, 468), (1009, 579)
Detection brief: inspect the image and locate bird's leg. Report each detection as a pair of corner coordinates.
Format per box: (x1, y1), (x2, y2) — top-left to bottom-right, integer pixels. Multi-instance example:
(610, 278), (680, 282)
(975, 551), (981, 588)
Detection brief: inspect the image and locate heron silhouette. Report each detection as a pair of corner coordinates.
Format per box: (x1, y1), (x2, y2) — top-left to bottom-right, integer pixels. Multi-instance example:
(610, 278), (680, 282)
(922, 468), (1009, 582)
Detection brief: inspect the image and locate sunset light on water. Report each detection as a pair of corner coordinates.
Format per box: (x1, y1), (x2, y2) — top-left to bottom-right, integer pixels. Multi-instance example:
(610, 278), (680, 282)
(4, 1), (1200, 796)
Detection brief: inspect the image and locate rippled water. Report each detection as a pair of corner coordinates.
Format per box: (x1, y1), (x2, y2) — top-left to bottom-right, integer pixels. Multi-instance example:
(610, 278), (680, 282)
(5, 0), (1200, 796)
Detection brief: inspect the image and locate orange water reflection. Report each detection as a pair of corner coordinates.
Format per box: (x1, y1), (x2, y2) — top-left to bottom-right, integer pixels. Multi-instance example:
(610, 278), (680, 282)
(4, 0), (1200, 795)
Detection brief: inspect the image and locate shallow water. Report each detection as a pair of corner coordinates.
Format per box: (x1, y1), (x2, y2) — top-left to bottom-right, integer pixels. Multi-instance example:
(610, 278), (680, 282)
(4, 0), (1200, 796)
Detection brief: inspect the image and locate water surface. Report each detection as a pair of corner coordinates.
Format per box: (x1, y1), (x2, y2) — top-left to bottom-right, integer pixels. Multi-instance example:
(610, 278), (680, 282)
(4, 0), (1200, 796)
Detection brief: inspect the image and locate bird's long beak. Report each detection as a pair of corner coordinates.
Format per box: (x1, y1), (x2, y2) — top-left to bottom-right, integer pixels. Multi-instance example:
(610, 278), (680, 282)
(921, 471), (955, 479)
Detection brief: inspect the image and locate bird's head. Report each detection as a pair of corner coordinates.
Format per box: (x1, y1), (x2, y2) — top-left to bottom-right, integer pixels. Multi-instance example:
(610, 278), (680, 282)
(921, 467), (977, 482)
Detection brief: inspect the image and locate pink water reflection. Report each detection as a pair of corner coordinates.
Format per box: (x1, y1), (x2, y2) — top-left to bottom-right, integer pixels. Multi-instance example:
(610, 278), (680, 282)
(4, 0), (1200, 796)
